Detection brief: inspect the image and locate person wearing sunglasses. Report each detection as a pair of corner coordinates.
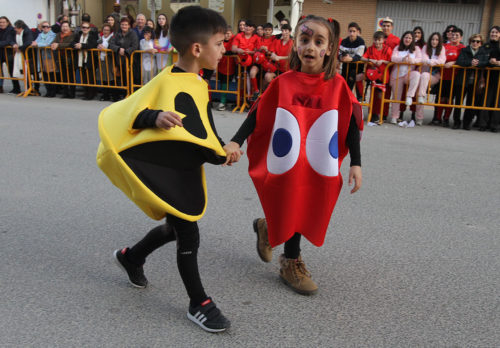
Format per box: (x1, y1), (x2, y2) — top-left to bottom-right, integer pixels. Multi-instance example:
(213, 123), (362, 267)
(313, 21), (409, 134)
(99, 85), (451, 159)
(71, 21), (98, 100)
(31, 21), (56, 97)
(452, 34), (488, 130)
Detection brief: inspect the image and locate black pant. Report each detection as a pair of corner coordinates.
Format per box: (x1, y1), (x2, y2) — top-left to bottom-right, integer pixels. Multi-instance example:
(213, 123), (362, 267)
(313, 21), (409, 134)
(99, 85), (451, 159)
(452, 83), (479, 127)
(126, 214), (207, 305)
(478, 79), (500, 130)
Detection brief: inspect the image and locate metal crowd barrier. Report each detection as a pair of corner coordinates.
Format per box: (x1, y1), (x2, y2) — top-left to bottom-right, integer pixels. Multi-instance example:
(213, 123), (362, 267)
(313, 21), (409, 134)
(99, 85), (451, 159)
(374, 62), (500, 124)
(129, 50), (178, 92)
(0, 46), (30, 96)
(24, 46), (131, 97)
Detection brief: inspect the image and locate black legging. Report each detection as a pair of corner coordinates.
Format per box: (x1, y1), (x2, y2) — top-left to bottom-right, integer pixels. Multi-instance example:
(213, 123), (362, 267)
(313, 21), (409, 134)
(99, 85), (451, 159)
(284, 233), (302, 259)
(126, 214), (207, 306)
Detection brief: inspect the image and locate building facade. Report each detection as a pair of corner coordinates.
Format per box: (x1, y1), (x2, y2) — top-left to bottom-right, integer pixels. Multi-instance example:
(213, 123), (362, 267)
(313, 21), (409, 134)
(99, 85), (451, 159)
(1, 0), (498, 45)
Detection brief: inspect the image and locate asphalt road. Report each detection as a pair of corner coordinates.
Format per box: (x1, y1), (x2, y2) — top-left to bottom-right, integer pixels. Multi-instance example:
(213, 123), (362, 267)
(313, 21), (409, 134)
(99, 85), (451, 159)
(1, 92), (499, 347)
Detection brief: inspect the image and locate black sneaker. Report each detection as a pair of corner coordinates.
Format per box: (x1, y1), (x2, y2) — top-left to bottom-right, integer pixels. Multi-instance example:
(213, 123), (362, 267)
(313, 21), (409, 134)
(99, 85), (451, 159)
(187, 298), (230, 333)
(113, 248), (148, 288)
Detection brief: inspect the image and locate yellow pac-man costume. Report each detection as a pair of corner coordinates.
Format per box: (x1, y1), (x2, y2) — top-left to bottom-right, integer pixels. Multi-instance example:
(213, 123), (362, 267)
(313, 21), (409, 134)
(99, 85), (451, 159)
(96, 65), (226, 221)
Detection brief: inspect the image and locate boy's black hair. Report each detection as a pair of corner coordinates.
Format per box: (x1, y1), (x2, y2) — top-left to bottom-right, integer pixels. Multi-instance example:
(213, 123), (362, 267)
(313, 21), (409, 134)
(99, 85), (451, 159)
(143, 25), (153, 34)
(245, 20), (256, 28)
(452, 27), (463, 37)
(170, 6), (227, 56)
(348, 22), (361, 33)
(14, 20), (27, 29)
(281, 24), (292, 31)
(263, 22), (273, 29)
(373, 31), (385, 40)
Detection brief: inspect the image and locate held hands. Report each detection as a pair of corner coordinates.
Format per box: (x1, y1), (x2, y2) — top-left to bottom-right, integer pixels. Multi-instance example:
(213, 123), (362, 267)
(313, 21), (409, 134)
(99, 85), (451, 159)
(51, 42), (58, 50)
(155, 111), (183, 130)
(348, 165), (362, 194)
(223, 141), (244, 166)
(119, 47), (125, 56)
(471, 58), (479, 67)
(74, 43), (82, 49)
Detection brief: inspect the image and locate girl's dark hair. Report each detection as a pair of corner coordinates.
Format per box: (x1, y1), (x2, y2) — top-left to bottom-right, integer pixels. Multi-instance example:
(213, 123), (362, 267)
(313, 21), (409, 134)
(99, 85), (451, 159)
(105, 15), (119, 32)
(288, 15), (339, 80)
(237, 19), (246, 33)
(426, 32), (443, 57)
(0, 16), (12, 26)
(170, 6), (226, 56)
(348, 22), (361, 33)
(489, 25), (500, 41)
(398, 31), (416, 53)
(443, 24), (457, 41)
(155, 13), (169, 39)
(413, 26), (425, 48)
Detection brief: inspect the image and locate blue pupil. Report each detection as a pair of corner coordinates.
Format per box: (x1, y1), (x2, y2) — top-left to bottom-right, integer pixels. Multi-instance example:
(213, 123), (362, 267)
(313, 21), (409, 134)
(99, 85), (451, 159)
(329, 131), (338, 159)
(272, 128), (292, 157)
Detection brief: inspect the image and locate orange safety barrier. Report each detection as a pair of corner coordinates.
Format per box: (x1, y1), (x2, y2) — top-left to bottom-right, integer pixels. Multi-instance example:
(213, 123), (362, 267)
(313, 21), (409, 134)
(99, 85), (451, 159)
(340, 60), (372, 108)
(129, 50), (178, 92)
(209, 54), (243, 113)
(374, 62), (500, 124)
(24, 46), (131, 98)
(0, 46), (30, 96)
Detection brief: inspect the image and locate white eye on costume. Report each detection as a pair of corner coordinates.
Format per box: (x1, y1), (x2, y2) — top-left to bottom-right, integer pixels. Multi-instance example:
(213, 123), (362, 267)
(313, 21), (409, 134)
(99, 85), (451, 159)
(267, 107), (301, 174)
(306, 110), (339, 177)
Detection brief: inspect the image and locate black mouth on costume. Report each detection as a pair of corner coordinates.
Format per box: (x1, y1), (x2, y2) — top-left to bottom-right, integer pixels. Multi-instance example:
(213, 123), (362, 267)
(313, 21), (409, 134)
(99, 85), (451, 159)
(119, 141), (208, 216)
(116, 92), (223, 216)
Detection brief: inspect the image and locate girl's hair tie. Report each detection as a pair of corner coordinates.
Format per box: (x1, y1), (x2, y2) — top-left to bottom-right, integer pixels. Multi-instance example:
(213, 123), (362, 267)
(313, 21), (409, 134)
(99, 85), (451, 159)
(300, 15), (307, 20)
(327, 18), (333, 23)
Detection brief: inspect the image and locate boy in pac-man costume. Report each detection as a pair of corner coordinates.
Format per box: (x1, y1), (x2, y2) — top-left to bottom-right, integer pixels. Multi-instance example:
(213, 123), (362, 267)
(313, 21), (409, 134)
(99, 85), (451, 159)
(96, 6), (238, 333)
(224, 15), (363, 296)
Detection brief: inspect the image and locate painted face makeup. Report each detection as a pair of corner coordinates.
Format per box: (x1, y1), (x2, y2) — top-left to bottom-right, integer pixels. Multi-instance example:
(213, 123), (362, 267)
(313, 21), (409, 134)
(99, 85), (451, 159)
(320, 49), (326, 58)
(301, 24), (314, 37)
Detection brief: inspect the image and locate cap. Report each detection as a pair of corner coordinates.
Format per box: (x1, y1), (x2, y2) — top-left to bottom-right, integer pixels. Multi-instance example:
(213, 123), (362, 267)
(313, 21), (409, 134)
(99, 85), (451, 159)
(381, 17), (393, 24)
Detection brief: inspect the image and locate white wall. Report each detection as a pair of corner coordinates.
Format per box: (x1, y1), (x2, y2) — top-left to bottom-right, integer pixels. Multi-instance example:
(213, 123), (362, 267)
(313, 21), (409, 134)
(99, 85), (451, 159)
(0, 0), (50, 28)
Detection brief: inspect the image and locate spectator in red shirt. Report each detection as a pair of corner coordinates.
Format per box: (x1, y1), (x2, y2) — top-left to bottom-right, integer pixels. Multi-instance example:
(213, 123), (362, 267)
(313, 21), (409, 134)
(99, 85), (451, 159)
(258, 22), (275, 53)
(264, 23), (293, 86)
(217, 25), (235, 111)
(361, 31), (393, 122)
(436, 27), (465, 126)
(256, 24), (264, 38)
(232, 20), (260, 99)
(381, 17), (400, 50)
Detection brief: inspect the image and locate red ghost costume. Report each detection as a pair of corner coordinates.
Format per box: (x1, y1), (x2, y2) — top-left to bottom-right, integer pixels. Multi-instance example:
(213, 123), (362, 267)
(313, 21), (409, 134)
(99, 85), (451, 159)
(247, 70), (363, 247)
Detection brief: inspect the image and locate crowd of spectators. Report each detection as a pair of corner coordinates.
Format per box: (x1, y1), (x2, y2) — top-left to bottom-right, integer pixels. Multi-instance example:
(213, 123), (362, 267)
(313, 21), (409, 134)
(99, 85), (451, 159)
(0, 10), (499, 131)
(340, 17), (500, 132)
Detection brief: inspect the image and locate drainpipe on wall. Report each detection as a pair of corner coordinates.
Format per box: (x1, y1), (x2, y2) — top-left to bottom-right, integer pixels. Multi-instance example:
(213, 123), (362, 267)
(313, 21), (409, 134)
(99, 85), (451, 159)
(268, 0), (274, 24)
(290, 0), (303, 32)
(488, 0), (496, 31)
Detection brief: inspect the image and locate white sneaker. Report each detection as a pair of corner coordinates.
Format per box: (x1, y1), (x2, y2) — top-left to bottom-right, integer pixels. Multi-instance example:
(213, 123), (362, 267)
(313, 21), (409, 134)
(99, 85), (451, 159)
(416, 119), (423, 126)
(417, 96), (425, 104)
(407, 120), (415, 128)
(405, 97), (413, 106)
(217, 103), (226, 111)
(398, 120), (408, 127)
(390, 118), (397, 124)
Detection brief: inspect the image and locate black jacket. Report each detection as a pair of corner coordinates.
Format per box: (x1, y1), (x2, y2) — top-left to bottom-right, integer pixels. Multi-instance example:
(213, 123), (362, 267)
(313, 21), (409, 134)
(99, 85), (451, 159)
(455, 45), (488, 85)
(15, 26), (34, 52)
(0, 25), (15, 61)
(109, 29), (139, 57)
(70, 30), (98, 50)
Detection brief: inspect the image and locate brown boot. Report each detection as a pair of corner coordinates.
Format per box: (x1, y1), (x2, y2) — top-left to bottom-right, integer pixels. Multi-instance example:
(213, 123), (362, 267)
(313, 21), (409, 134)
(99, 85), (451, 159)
(253, 218), (272, 262)
(279, 254), (318, 295)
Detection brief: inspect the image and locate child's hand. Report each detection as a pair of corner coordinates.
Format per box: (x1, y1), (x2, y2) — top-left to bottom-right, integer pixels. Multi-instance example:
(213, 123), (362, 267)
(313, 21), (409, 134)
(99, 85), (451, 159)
(222, 141), (243, 166)
(348, 165), (362, 194)
(155, 111), (183, 130)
